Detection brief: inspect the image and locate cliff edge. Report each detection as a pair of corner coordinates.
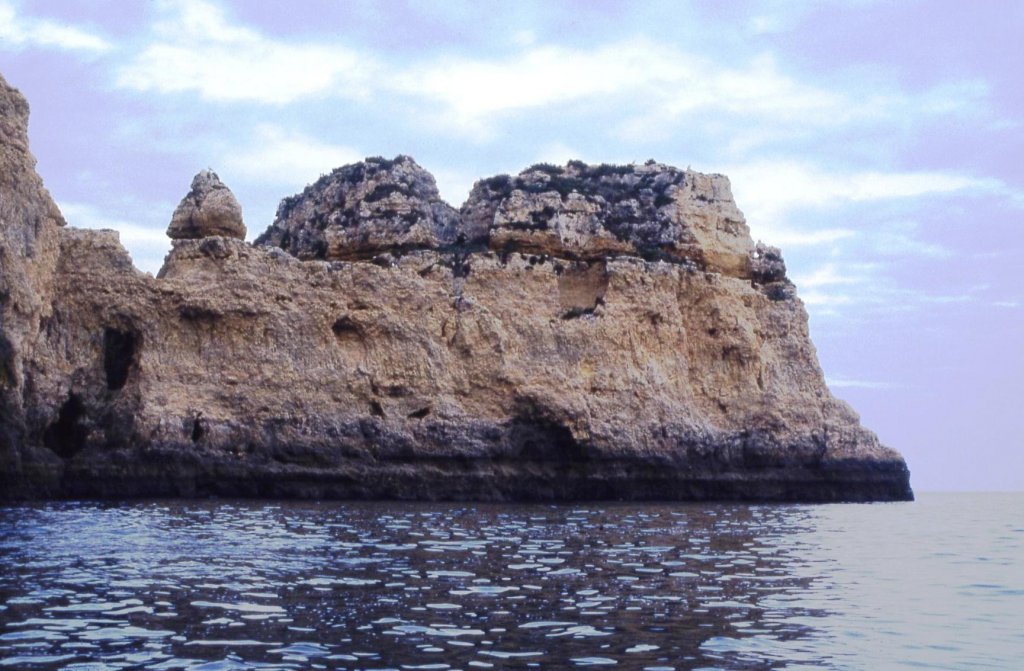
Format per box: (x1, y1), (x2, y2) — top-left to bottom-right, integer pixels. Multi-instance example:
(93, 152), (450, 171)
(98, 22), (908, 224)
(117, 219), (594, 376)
(0, 75), (912, 502)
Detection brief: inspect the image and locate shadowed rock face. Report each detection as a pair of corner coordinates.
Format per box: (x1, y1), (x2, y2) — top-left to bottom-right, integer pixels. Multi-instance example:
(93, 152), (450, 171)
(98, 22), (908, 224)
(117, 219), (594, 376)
(0, 76), (913, 502)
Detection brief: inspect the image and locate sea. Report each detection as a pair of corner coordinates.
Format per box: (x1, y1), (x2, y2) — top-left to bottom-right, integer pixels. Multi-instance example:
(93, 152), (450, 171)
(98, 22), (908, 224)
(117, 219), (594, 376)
(0, 493), (1020, 670)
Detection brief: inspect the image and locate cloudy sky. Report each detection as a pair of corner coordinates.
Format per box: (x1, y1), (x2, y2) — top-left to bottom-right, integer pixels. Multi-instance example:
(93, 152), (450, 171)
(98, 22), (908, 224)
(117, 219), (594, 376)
(2, 0), (1021, 490)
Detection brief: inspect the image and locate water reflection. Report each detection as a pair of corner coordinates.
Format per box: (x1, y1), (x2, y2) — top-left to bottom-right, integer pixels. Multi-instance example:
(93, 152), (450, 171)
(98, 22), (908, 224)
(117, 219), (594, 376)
(1, 497), (1013, 669)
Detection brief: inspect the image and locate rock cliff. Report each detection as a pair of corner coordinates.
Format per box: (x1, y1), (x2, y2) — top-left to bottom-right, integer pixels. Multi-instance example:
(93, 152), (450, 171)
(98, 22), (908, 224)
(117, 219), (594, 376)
(0, 75), (912, 501)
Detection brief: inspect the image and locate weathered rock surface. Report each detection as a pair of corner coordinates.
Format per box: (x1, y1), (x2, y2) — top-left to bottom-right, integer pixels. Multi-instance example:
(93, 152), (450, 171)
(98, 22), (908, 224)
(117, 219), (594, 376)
(0, 77), (912, 502)
(0, 74), (65, 499)
(167, 170), (245, 240)
(255, 156), (460, 260)
(461, 161), (753, 275)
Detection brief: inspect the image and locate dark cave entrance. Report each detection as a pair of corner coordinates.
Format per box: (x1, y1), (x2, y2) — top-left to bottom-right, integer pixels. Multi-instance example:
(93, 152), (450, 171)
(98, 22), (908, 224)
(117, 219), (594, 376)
(43, 394), (87, 459)
(103, 328), (137, 390)
(191, 414), (205, 443)
(508, 416), (589, 462)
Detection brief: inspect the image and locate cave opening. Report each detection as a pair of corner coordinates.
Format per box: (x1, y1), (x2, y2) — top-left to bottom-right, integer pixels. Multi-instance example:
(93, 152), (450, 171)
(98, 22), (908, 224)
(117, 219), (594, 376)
(103, 328), (137, 390)
(43, 394), (87, 459)
(508, 415), (588, 462)
(191, 414), (205, 443)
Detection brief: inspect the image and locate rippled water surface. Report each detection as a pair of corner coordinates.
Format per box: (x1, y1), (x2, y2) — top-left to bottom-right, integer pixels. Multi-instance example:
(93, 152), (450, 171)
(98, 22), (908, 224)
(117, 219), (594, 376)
(1, 494), (1021, 670)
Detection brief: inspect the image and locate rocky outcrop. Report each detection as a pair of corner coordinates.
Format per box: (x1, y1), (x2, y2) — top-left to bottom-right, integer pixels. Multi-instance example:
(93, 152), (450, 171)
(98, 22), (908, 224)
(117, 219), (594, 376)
(255, 156), (459, 260)
(167, 170), (246, 240)
(0, 76), (913, 502)
(461, 161), (754, 275)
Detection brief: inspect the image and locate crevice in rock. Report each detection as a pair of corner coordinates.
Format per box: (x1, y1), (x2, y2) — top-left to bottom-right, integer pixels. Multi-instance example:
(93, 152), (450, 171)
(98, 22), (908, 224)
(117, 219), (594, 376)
(179, 304), (222, 322)
(332, 316), (362, 341)
(369, 400), (386, 418)
(0, 332), (14, 389)
(103, 328), (137, 391)
(190, 412), (205, 443)
(407, 406), (431, 419)
(43, 393), (87, 459)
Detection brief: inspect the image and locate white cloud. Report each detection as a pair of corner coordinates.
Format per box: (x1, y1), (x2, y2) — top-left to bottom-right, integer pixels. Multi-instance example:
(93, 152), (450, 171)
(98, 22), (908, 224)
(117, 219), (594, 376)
(791, 262), (877, 307)
(223, 124), (362, 186)
(759, 227), (856, 248)
(826, 376), (896, 390)
(725, 161), (1006, 247)
(792, 262), (873, 290)
(116, 0), (378, 103)
(748, 14), (786, 35)
(792, 258), (982, 314)
(108, 1), (998, 160)
(395, 40), (677, 128)
(0, 1), (111, 53)
(532, 142), (583, 166)
(59, 202), (169, 275)
(398, 42), (859, 137)
(872, 221), (951, 259)
(431, 167), (476, 208)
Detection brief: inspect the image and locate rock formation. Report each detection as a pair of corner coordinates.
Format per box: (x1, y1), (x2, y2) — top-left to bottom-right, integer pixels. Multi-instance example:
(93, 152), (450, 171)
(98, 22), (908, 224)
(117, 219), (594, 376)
(255, 155), (459, 260)
(167, 169), (246, 240)
(0, 74), (912, 502)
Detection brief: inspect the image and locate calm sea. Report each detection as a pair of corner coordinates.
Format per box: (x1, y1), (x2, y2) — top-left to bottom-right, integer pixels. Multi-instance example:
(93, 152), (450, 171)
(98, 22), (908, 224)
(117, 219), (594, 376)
(0, 493), (1020, 670)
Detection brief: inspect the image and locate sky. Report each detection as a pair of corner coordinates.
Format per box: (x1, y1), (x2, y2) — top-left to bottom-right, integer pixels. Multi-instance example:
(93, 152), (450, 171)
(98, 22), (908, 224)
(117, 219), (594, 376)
(1, 0), (1021, 491)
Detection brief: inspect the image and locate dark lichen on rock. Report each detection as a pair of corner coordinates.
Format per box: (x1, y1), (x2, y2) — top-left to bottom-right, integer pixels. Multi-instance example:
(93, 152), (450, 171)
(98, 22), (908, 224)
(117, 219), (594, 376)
(255, 155), (460, 260)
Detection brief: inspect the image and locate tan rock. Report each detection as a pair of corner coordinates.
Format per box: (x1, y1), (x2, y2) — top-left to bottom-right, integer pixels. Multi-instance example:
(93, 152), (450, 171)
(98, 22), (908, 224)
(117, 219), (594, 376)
(0, 74), (65, 497)
(167, 170), (245, 240)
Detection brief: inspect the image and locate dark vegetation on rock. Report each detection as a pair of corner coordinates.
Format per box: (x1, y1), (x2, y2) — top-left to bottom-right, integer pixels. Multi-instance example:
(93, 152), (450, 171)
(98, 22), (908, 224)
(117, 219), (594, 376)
(255, 155), (460, 261)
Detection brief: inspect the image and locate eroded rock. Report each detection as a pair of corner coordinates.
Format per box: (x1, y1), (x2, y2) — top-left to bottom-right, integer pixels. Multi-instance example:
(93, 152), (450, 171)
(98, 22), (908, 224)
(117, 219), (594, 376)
(167, 170), (245, 240)
(460, 161), (754, 275)
(255, 156), (460, 260)
(0, 74), (65, 498)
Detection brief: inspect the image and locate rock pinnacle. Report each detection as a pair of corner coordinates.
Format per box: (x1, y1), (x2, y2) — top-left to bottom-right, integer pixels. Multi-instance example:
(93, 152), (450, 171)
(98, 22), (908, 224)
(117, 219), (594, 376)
(167, 169), (246, 240)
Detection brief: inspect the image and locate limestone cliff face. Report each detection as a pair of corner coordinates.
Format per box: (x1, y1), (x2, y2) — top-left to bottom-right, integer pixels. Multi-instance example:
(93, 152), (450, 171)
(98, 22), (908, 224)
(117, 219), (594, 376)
(0, 75), (65, 498)
(0, 77), (912, 501)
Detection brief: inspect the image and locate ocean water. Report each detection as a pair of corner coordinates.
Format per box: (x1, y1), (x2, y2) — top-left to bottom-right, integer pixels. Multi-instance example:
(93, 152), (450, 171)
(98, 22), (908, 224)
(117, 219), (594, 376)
(0, 493), (1020, 670)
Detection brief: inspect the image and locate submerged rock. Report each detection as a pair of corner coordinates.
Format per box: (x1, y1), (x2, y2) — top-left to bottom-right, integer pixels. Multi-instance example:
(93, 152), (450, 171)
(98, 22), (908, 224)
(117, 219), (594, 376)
(0, 74), (912, 502)
(167, 170), (246, 240)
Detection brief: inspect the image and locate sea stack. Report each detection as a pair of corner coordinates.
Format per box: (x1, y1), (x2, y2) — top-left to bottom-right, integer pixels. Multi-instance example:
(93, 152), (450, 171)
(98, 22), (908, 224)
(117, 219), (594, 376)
(0, 73), (912, 502)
